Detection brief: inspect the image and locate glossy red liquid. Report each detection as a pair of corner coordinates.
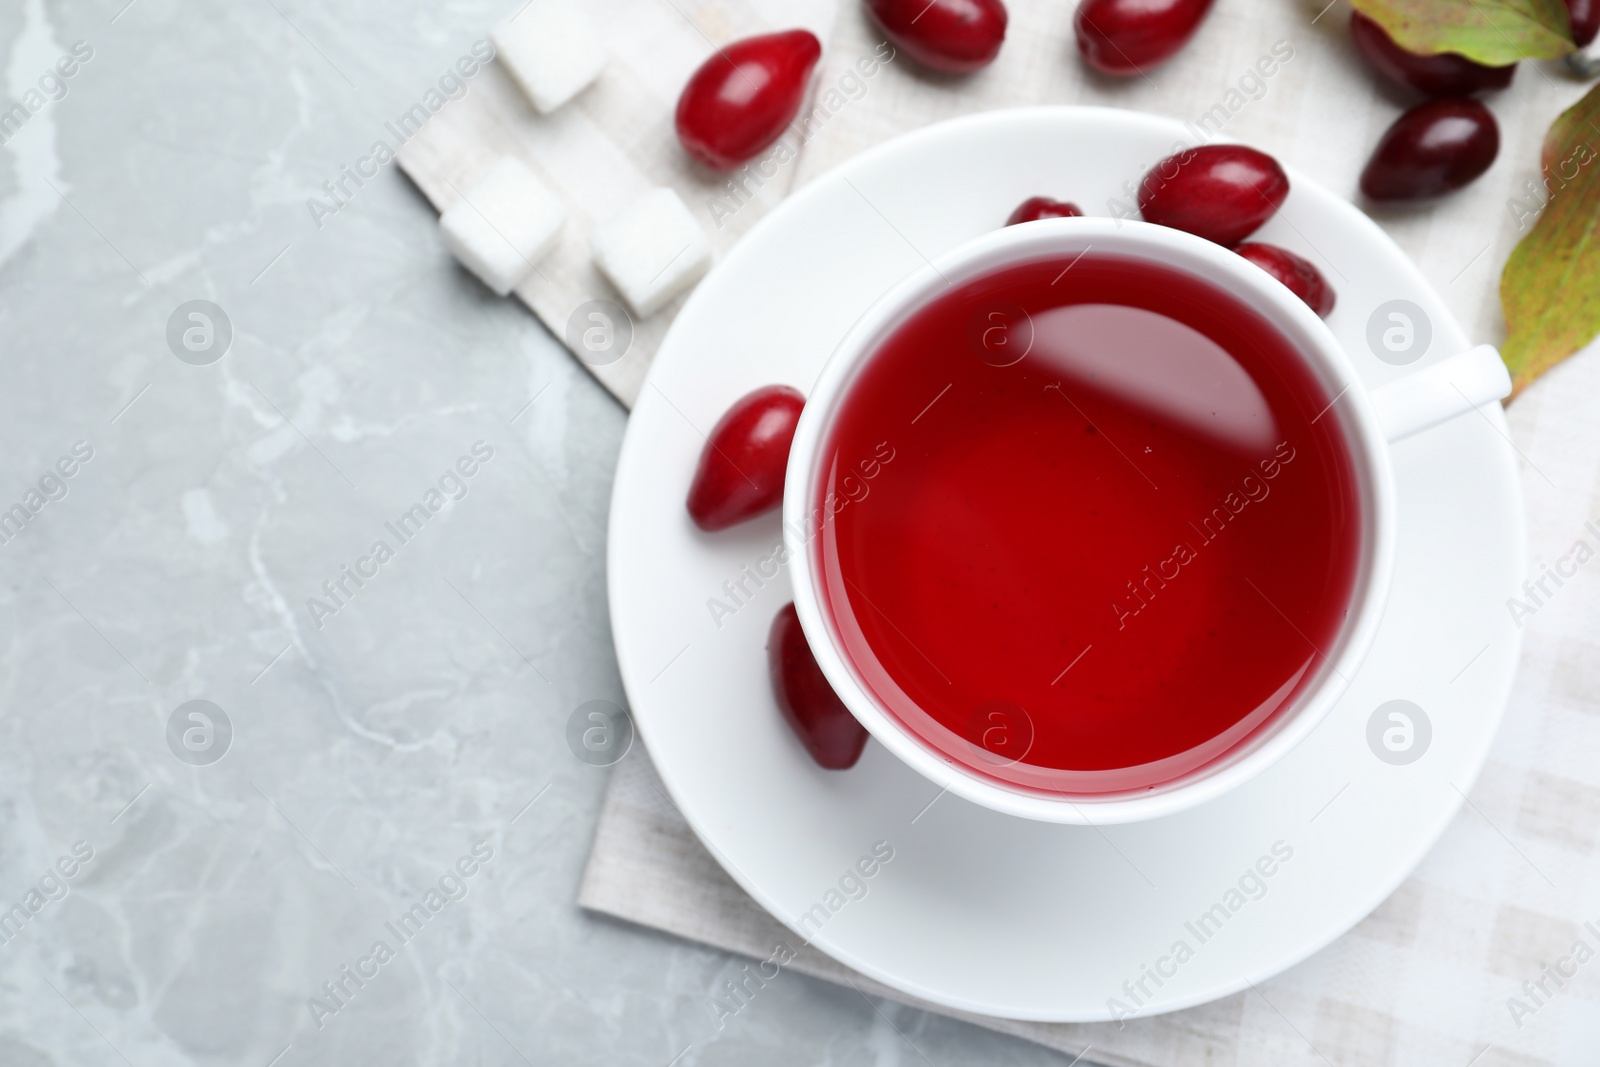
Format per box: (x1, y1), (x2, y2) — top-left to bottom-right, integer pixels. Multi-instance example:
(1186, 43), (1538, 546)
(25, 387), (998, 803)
(812, 256), (1363, 796)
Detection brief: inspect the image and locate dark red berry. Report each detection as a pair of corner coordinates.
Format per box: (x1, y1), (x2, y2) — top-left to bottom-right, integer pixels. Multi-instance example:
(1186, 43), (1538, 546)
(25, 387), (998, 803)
(687, 386), (805, 531)
(1360, 98), (1499, 201)
(1075, 0), (1215, 75)
(675, 30), (822, 171)
(864, 0), (1008, 74)
(1235, 243), (1336, 317)
(1138, 144), (1289, 246)
(769, 603), (868, 770)
(1568, 0), (1600, 48)
(1349, 13), (1514, 98)
(1006, 197), (1084, 225)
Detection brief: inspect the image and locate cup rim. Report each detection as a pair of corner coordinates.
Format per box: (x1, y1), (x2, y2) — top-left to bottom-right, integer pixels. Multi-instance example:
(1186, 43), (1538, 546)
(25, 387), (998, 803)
(782, 217), (1397, 825)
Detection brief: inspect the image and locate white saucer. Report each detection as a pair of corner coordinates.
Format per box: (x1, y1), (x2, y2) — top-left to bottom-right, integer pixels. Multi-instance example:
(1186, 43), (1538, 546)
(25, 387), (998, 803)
(607, 107), (1525, 1022)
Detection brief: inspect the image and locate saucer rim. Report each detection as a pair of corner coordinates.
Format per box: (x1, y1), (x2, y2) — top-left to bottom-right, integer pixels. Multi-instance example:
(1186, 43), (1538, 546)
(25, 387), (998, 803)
(607, 104), (1526, 1022)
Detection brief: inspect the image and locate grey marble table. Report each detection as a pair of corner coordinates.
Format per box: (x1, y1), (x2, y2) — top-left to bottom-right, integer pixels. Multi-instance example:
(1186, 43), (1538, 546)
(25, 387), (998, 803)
(0, 1), (1083, 1063)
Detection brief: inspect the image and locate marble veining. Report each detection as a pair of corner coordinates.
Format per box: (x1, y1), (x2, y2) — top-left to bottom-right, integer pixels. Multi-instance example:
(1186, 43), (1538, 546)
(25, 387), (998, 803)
(0, 0), (1077, 1063)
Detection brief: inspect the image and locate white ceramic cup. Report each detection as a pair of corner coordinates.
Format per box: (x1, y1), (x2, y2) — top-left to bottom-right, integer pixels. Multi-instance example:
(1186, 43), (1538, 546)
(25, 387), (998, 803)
(782, 217), (1511, 825)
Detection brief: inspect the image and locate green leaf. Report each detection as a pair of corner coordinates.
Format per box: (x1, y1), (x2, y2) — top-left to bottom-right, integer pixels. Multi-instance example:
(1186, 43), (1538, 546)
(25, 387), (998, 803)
(1349, 0), (1575, 64)
(1501, 82), (1600, 395)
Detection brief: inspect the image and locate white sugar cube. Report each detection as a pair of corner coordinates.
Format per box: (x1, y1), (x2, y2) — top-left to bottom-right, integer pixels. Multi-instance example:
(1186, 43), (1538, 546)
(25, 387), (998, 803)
(492, 0), (608, 114)
(440, 156), (568, 296)
(590, 188), (713, 317)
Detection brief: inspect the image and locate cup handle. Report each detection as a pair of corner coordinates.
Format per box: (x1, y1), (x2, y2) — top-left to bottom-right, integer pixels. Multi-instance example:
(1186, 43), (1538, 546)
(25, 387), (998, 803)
(1366, 345), (1512, 443)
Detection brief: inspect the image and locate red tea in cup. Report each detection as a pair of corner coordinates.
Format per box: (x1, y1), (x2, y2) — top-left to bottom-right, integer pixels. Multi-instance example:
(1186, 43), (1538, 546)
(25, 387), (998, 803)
(811, 254), (1363, 795)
